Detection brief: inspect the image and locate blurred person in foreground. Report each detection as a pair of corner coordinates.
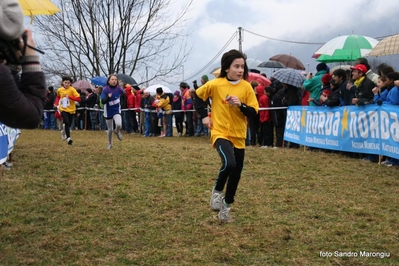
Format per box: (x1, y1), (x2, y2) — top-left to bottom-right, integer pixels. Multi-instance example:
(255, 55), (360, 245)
(0, 0), (45, 128)
(194, 49), (259, 221)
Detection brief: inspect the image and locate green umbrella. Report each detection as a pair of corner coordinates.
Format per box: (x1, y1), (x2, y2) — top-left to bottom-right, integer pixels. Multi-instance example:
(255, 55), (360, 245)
(312, 35), (379, 63)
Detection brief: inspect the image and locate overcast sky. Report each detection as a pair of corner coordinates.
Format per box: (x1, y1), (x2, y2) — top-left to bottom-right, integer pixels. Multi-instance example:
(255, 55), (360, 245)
(174, 0), (399, 87)
(29, 0), (399, 89)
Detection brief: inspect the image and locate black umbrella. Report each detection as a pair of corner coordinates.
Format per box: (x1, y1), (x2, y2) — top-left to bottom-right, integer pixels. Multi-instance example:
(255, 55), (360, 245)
(249, 68), (261, 74)
(258, 61), (286, 68)
(116, 74), (138, 85)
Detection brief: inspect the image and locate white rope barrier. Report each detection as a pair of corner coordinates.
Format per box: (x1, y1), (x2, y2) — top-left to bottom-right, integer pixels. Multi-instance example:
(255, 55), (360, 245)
(43, 106), (288, 113)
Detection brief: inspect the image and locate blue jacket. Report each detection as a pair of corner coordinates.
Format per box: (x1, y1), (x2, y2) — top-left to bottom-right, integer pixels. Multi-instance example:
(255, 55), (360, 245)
(101, 85), (124, 118)
(383, 86), (399, 105)
(373, 87), (389, 103)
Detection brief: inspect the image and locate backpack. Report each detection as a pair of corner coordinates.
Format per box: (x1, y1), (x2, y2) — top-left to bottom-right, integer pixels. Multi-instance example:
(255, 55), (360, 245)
(161, 93), (174, 110)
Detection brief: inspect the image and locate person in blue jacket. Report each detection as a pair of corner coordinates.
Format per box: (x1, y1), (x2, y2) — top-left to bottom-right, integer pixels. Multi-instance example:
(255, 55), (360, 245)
(101, 74), (124, 150)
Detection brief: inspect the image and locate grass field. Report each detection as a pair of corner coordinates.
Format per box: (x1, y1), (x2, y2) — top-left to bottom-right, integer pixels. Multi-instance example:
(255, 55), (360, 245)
(0, 129), (398, 265)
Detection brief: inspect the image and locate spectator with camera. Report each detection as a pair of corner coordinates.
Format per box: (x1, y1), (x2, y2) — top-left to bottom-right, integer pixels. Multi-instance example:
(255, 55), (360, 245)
(0, 0), (46, 128)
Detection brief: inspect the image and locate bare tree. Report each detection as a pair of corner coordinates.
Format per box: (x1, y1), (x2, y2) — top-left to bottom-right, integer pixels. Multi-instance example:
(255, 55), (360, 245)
(34, 0), (193, 85)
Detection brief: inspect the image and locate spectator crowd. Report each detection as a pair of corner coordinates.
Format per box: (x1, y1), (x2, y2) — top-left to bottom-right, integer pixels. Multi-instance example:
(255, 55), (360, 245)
(39, 57), (399, 166)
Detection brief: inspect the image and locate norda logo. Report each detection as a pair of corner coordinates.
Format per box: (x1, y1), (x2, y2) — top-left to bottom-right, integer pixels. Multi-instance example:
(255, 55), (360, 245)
(285, 109), (399, 142)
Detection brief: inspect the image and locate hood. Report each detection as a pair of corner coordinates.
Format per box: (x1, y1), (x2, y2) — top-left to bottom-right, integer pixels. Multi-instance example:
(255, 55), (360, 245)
(255, 85), (265, 98)
(125, 87), (132, 96)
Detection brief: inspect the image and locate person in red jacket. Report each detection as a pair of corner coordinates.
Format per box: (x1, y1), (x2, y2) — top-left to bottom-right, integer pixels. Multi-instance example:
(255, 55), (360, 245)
(132, 85), (141, 133)
(256, 85), (273, 147)
(125, 84), (135, 133)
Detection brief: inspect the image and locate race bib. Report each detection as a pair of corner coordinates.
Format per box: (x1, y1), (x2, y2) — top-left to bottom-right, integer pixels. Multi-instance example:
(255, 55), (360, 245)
(61, 97), (70, 108)
(109, 98), (120, 106)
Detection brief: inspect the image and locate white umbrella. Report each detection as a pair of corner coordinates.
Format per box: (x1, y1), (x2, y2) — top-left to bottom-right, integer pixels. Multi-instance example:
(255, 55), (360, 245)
(312, 35), (379, 63)
(145, 84), (172, 96)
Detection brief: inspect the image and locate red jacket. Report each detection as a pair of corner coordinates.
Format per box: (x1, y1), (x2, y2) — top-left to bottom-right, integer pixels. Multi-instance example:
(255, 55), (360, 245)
(256, 86), (271, 123)
(134, 90), (142, 111)
(125, 87), (135, 108)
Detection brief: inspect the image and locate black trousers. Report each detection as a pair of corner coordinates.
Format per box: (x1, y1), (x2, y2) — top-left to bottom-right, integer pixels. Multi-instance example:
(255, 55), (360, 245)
(214, 138), (245, 205)
(259, 121), (274, 146)
(275, 125), (285, 147)
(174, 114), (183, 134)
(185, 111), (194, 136)
(61, 111), (73, 138)
(248, 114), (260, 145)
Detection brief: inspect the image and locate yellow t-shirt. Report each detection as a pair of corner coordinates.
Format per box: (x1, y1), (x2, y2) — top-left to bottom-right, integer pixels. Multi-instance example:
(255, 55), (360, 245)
(196, 77), (259, 149)
(57, 86), (80, 114)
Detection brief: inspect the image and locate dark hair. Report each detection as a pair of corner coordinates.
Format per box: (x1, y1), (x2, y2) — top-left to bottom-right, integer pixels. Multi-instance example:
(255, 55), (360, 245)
(265, 86), (275, 95)
(272, 80), (283, 91)
(62, 76), (73, 82)
(106, 74), (118, 85)
(332, 69), (347, 80)
(355, 57), (370, 70)
(48, 86), (54, 92)
(179, 82), (189, 88)
(386, 72), (399, 81)
(156, 87), (163, 95)
(380, 66), (395, 77)
(219, 49), (248, 80)
(376, 63), (390, 76)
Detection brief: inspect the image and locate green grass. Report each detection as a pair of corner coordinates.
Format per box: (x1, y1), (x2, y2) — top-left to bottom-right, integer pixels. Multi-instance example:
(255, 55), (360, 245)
(0, 129), (398, 265)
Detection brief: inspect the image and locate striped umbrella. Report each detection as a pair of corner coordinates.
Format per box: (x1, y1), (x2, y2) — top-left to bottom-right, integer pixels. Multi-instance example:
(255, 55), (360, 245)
(312, 35), (379, 63)
(368, 34), (399, 57)
(271, 69), (305, 88)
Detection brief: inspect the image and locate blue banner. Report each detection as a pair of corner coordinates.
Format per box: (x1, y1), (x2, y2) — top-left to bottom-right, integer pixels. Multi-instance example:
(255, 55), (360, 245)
(284, 105), (399, 159)
(0, 123), (19, 164)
